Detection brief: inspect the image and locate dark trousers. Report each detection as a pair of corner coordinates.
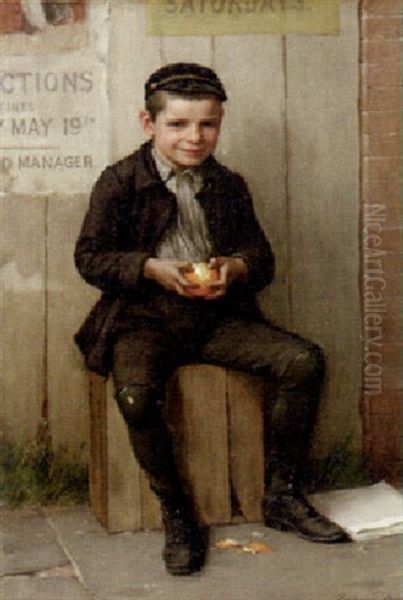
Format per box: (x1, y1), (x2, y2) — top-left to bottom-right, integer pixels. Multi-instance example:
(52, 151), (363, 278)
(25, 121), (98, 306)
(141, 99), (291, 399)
(112, 300), (325, 500)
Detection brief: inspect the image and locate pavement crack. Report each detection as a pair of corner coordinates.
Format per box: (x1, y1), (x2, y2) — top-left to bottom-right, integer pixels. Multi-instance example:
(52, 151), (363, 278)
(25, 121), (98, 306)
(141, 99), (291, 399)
(43, 509), (98, 600)
(3, 564), (76, 579)
(37, 564), (77, 578)
(3, 570), (39, 578)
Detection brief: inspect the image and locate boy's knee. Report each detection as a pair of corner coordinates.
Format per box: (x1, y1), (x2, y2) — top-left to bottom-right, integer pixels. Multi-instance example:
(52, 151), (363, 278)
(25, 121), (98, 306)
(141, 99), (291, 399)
(283, 344), (325, 387)
(116, 384), (160, 429)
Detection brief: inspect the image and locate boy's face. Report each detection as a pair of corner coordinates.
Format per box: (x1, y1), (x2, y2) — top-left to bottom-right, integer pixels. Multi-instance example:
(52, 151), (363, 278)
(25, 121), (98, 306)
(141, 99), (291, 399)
(140, 96), (223, 169)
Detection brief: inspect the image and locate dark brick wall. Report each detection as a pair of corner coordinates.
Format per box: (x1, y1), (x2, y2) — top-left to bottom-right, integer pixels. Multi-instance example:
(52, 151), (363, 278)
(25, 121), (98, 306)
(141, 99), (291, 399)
(360, 0), (401, 484)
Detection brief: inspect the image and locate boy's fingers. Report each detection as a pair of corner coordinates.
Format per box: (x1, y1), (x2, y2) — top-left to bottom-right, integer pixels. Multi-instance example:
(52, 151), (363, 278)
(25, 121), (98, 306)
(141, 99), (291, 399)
(207, 280), (225, 290)
(217, 263), (228, 284)
(177, 273), (199, 288)
(204, 289), (226, 300)
(205, 280), (227, 298)
(176, 285), (196, 298)
(177, 261), (194, 273)
(177, 284), (200, 299)
(209, 257), (226, 273)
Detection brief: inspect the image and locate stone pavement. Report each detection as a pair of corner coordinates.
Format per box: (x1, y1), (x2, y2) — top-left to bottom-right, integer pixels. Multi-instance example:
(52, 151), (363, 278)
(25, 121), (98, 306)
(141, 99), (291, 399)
(1, 504), (401, 600)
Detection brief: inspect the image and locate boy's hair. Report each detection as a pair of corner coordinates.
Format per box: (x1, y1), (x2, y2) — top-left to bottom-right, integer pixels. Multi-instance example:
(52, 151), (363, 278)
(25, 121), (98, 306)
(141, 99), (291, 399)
(146, 90), (222, 121)
(145, 62), (227, 120)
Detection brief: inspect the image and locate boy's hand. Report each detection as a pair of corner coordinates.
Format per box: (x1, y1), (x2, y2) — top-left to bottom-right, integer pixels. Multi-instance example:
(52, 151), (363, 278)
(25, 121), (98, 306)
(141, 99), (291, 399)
(143, 258), (198, 298)
(204, 256), (248, 300)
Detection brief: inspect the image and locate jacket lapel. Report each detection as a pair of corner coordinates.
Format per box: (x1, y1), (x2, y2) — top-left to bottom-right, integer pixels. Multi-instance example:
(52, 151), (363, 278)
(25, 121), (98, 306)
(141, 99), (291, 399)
(130, 142), (177, 251)
(197, 158), (235, 256)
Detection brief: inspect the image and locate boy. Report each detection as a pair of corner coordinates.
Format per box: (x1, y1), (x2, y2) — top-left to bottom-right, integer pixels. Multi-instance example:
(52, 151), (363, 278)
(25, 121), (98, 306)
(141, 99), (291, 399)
(74, 62), (349, 577)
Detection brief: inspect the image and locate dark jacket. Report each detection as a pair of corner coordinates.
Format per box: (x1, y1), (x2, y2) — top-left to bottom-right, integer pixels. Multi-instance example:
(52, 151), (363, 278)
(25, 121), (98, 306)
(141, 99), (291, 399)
(74, 141), (274, 375)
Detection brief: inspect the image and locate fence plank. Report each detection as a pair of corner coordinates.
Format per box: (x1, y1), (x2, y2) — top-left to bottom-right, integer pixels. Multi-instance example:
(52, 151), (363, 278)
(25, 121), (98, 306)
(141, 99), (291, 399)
(213, 35), (289, 326)
(286, 2), (362, 454)
(1, 195), (46, 443)
(227, 371), (265, 522)
(161, 35), (212, 65)
(47, 194), (97, 457)
(109, 2), (162, 161)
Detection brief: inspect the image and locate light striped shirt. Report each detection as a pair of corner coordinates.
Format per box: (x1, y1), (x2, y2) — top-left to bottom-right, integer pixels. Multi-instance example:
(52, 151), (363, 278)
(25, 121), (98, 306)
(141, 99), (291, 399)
(152, 147), (212, 262)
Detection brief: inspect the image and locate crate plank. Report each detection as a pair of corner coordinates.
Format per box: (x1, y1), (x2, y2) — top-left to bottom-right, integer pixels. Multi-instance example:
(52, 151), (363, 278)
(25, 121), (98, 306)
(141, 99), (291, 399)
(227, 371), (265, 522)
(88, 372), (108, 527)
(167, 365), (231, 525)
(105, 378), (143, 532)
(140, 470), (162, 530)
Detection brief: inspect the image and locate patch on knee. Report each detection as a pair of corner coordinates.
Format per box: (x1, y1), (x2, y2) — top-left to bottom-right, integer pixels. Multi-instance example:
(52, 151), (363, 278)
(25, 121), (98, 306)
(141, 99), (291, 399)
(285, 346), (325, 383)
(116, 384), (159, 429)
(122, 391), (135, 405)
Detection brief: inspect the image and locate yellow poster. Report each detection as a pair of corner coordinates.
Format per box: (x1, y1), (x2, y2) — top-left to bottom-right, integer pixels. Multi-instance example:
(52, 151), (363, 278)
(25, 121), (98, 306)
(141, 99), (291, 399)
(147, 0), (340, 36)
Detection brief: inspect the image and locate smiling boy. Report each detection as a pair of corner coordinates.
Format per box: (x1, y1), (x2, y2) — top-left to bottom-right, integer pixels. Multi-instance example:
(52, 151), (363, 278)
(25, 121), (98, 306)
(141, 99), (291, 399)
(75, 63), (349, 577)
(140, 83), (247, 299)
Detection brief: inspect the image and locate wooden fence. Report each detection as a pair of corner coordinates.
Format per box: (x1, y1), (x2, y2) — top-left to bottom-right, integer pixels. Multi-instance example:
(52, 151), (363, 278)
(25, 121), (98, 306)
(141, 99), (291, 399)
(1, 1), (364, 467)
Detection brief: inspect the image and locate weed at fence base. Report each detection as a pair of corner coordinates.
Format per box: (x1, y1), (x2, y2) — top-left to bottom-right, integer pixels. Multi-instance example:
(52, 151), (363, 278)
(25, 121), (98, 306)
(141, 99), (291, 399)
(0, 434), (88, 508)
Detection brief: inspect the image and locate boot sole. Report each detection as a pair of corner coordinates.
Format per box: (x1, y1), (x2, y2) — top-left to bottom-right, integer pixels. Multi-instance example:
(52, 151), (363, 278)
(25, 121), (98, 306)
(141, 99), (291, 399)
(163, 542), (207, 575)
(165, 564), (201, 576)
(164, 554), (204, 576)
(264, 517), (351, 544)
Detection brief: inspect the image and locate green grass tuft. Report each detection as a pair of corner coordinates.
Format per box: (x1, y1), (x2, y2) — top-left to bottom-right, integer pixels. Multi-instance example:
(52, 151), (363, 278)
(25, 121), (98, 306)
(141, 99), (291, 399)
(305, 436), (374, 492)
(0, 431), (88, 508)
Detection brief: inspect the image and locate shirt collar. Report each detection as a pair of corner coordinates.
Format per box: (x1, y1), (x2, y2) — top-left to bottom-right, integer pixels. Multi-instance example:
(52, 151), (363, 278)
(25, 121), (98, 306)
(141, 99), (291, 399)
(151, 146), (173, 183)
(151, 145), (203, 185)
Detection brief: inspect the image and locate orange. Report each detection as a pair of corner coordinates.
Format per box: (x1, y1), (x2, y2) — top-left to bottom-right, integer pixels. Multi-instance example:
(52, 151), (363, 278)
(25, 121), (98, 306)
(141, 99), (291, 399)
(184, 262), (219, 297)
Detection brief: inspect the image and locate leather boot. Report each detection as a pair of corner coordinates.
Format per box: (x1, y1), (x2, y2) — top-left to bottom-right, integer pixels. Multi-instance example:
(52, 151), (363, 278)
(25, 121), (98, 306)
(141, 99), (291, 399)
(263, 471), (351, 543)
(262, 347), (349, 542)
(129, 426), (208, 574)
(135, 437), (208, 576)
(160, 493), (207, 576)
(117, 387), (208, 574)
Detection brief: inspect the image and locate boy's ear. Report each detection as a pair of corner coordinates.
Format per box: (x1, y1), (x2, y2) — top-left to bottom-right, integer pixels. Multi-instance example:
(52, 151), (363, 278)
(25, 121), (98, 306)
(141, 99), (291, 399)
(139, 110), (155, 137)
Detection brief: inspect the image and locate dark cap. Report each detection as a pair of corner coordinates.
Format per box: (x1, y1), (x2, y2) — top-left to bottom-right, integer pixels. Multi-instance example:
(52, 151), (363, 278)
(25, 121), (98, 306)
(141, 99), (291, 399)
(145, 62), (227, 102)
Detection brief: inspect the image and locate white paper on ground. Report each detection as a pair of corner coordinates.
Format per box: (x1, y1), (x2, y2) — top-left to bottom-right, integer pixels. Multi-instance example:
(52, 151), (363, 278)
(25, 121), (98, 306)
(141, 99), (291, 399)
(309, 482), (403, 541)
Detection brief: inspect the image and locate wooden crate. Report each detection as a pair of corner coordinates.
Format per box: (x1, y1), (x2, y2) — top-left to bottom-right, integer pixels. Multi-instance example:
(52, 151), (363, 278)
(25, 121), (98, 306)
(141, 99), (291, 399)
(88, 365), (265, 532)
